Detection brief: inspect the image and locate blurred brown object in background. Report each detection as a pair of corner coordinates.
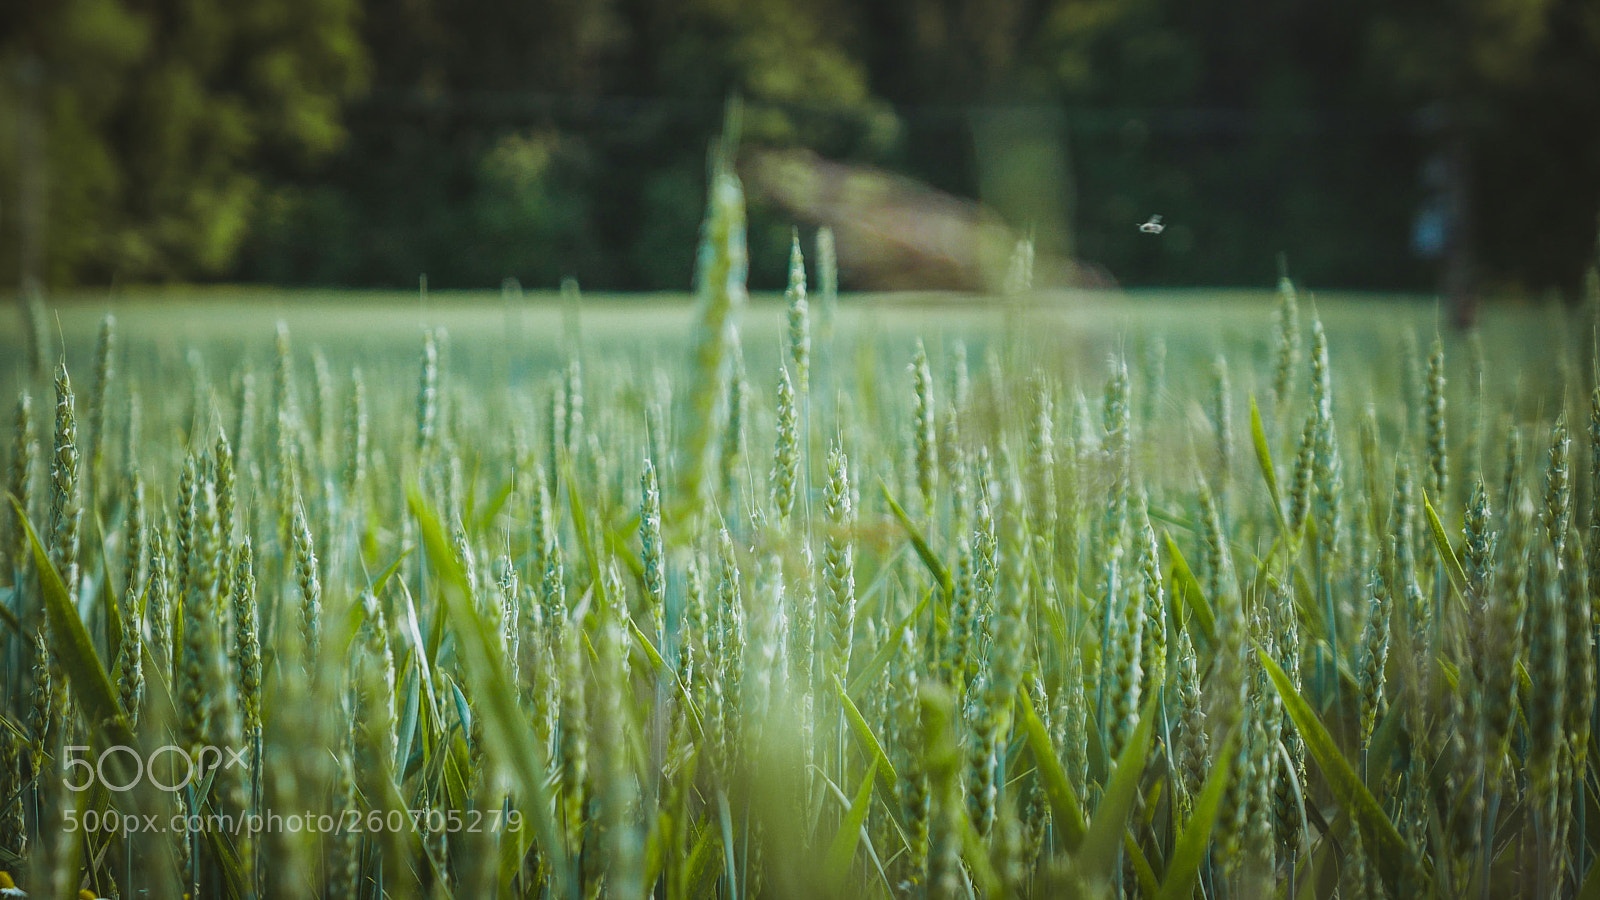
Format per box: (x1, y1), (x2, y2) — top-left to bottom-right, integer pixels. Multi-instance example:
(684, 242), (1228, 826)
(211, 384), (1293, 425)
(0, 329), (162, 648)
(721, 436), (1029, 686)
(745, 148), (1113, 293)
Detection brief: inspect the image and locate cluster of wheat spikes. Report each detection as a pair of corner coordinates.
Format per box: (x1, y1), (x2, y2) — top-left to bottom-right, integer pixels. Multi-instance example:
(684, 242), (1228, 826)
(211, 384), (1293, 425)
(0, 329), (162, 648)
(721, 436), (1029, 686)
(3, 177), (1600, 899)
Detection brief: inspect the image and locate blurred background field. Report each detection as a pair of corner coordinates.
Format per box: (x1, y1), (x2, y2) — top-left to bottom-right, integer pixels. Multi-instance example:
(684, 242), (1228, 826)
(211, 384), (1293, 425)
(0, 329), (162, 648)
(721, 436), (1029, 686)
(0, 289), (1465, 375)
(0, 288), (1573, 411)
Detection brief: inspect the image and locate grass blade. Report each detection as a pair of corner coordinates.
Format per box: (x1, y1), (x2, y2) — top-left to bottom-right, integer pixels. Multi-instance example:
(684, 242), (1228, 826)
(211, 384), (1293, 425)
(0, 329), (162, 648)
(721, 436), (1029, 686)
(1258, 647), (1412, 897)
(1579, 845), (1600, 900)
(880, 480), (951, 593)
(395, 664), (422, 787)
(1250, 396), (1288, 531)
(1163, 532), (1216, 647)
(835, 674), (899, 786)
(408, 486), (574, 900)
(1080, 692), (1159, 881)
(563, 457), (605, 599)
(1422, 490), (1468, 597)
(396, 578), (441, 719)
(139, 638), (177, 737)
(8, 494), (132, 750)
(846, 588), (931, 698)
(687, 817), (723, 899)
(629, 617), (707, 742)
(1155, 728), (1236, 900)
(368, 547), (413, 597)
(475, 478), (516, 531)
(1018, 686), (1087, 849)
(201, 814), (248, 899)
(607, 520), (647, 581)
(823, 760), (877, 889)
(1124, 832), (1158, 897)
(0, 590), (18, 635)
(97, 516), (122, 671)
(957, 812), (1003, 898)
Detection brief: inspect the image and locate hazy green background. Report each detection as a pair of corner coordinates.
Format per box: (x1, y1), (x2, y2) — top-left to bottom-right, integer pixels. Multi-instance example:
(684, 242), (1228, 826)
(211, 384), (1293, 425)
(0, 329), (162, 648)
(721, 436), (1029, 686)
(3, 0), (1598, 296)
(4, 288), (1564, 387)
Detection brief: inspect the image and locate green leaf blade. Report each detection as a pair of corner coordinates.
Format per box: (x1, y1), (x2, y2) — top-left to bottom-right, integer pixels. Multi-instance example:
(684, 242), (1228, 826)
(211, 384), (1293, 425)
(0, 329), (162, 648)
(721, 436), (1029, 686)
(880, 480), (951, 594)
(408, 486), (575, 900)
(1422, 491), (1468, 597)
(1080, 692), (1160, 882)
(823, 761), (878, 888)
(9, 494), (132, 750)
(846, 589), (931, 699)
(1018, 686), (1087, 849)
(835, 675), (900, 786)
(1155, 729), (1236, 900)
(1258, 647), (1413, 897)
(1250, 396), (1288, 532)
(1164, 532), (1216, 647)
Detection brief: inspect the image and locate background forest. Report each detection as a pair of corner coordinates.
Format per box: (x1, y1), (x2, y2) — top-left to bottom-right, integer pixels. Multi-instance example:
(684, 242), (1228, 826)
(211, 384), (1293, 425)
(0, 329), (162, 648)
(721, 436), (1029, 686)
(2, 0), (1599, 295)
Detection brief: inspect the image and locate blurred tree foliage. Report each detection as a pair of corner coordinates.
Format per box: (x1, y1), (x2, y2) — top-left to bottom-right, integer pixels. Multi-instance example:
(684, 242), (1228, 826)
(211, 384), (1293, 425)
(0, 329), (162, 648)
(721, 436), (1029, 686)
(3, 0), (1597, 294)
(240, 0), (894, 289)
(0, 0), (366, 284)
(1367, 0), (1600, 297)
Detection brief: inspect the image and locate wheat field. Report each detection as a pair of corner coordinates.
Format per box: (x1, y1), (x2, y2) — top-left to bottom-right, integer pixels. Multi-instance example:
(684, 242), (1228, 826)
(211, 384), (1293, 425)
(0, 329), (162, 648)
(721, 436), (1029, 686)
(0, 170), (1597, 900)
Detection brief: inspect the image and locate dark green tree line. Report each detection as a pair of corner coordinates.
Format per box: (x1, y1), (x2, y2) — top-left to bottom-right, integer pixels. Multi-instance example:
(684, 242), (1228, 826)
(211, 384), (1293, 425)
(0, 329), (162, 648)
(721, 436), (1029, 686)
(3, 0), (1597, 294)
(0, 0), (366, 285)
